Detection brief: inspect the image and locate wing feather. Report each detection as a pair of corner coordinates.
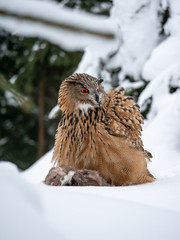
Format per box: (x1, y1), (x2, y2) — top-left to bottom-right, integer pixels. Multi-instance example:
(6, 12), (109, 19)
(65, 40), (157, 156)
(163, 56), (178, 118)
(104, 88), (152, 162)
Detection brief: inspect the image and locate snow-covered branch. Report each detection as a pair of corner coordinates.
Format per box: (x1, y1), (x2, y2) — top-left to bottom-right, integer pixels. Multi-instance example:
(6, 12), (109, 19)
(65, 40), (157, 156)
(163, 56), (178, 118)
(0, 0), (117, 52)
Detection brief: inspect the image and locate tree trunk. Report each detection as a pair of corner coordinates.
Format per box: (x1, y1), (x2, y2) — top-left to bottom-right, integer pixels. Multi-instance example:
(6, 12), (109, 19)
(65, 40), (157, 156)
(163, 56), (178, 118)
(38, 79), (45, 158)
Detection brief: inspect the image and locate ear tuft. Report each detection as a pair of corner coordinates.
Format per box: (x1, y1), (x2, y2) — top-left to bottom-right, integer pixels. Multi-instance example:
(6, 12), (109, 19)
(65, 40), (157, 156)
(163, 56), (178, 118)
(98, 79), (104, 84)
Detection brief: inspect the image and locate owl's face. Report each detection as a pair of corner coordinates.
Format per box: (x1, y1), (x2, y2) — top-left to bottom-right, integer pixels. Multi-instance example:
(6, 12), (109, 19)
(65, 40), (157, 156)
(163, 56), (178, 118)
(61, 73), (107, 110)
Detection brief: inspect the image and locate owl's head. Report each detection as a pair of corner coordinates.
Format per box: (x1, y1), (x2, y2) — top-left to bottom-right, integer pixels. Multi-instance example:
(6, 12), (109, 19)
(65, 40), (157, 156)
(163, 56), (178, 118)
(59, 73), (107, 112)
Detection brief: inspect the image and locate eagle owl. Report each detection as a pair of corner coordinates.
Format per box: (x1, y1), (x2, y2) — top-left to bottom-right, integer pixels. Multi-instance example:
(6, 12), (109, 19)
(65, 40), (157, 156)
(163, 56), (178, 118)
(52, 73), (155, 186)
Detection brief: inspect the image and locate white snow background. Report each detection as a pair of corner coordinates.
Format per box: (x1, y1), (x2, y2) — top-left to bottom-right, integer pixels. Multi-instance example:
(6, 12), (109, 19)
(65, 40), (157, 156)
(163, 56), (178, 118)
(0, 0), (180, 239)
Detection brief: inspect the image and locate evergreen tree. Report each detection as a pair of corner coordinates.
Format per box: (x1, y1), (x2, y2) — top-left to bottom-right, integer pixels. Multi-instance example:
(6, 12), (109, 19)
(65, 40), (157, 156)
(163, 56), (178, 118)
(0, 30), (82, 169)
(0, 0), (113, 169)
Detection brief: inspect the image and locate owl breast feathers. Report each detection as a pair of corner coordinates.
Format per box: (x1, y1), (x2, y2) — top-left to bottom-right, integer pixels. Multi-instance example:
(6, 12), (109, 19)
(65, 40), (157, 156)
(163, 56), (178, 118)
(52, 73), (155, 186)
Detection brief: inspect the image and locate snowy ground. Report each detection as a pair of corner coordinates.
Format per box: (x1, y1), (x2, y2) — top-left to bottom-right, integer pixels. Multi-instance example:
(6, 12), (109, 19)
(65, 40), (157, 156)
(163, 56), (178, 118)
(0, 144), (180, 240)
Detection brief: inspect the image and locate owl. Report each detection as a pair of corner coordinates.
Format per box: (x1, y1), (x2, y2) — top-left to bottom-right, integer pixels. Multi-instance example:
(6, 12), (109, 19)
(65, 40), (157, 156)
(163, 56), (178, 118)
(52, 73), (155, 186)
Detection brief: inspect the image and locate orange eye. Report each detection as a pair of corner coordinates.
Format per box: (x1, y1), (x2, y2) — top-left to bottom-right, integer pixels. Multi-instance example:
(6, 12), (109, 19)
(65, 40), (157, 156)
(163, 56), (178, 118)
(81, 88), (88, 93)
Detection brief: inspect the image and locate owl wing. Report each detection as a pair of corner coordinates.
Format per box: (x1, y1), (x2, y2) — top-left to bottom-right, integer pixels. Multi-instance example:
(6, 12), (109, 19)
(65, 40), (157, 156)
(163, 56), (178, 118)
(104, 88), (152, 162)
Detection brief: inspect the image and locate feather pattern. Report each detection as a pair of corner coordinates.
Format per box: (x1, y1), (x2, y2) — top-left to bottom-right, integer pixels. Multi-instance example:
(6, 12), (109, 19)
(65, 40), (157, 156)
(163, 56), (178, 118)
(52, 73), (155, 186)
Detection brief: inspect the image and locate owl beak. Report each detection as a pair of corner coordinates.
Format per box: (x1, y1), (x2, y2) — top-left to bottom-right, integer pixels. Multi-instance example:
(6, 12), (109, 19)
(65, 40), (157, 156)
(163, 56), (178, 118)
(95, 93), (100, 103)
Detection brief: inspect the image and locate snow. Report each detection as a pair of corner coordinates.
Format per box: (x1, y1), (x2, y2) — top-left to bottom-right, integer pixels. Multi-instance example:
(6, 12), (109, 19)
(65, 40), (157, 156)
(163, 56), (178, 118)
(9, 75), (17, 84)
(48, 105), (59, 119)
(139, 0), (180, 179)
(108, 0), (160, 80)
(139, 63), (180, 178)
(1, 0), (180, 239)
(4, 91), (18, 107)
(0, 162), (64, 240)
(0, 0), (113, 34)
(1, 160), (180, 240)
(21, 150), (54, 183)
(143, 36), (180, 80)
(0, 0), (117, 54)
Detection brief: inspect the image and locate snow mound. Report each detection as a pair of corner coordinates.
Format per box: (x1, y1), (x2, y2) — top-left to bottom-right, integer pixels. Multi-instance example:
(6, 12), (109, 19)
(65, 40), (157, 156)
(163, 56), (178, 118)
(0, 162), (64, 240)
(22, 150), (54, 183)
(1, 161), (180, 240)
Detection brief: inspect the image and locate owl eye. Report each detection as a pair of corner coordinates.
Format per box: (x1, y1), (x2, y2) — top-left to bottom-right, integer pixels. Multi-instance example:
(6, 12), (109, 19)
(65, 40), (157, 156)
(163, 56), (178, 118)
(81, 88), (89, 93)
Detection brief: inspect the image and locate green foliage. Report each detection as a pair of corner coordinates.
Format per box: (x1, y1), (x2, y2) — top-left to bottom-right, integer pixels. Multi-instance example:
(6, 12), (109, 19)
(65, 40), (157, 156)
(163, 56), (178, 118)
(58, 0), (112, 15)
(0, 29), (83, 170)
(0, 101), (38, 170)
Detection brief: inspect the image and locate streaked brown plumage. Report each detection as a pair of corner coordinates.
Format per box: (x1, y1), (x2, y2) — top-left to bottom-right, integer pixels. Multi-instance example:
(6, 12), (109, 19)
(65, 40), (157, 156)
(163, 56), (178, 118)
(52, 73), (155, 186)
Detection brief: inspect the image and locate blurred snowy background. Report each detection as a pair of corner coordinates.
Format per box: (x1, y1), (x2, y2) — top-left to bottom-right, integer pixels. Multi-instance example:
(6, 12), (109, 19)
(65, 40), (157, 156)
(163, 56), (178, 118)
(0, 0), (180, 239)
